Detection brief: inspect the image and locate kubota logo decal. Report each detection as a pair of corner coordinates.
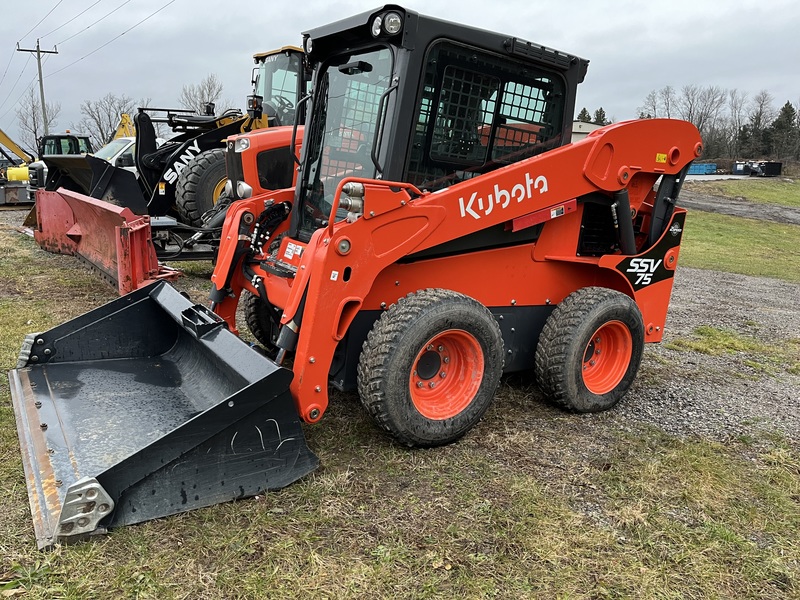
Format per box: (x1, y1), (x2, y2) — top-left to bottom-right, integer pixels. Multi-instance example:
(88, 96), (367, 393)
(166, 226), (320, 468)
(459, 173), (548, 219)
(626, 258), (662, 286)
(163, 140), (202, 185)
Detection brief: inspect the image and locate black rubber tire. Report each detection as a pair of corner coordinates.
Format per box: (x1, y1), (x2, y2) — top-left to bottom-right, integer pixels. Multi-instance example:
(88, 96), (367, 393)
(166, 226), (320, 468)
(357, 289), (504, 448)
(243, 290), (281, 356)
(175, 148), (227, 227)
(535, 287), (644, 413)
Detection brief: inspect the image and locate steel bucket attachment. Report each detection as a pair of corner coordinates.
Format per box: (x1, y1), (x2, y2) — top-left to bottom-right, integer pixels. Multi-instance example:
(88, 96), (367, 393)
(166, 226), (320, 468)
(8, 281), (318, 549)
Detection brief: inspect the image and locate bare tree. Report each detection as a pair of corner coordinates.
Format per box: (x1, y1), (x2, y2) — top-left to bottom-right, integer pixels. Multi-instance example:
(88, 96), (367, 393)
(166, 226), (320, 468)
(638, 86), (676, 119)
(77, 93), (138, 148)
(15, 87), (61, 152)
(179, 73), (234, 115)
(638, 89), (659, 118)
(748, 89), (776, 131)
(658, 85), (676, 119)
(677, 84), (726, 137)
(725, 89), (748, 157)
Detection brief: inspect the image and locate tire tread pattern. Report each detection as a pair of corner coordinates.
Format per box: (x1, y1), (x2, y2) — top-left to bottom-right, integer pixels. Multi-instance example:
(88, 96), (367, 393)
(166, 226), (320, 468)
(357, 288), (503, 447)
(175, 147), (227, 226)
(535, 287), (643, 413)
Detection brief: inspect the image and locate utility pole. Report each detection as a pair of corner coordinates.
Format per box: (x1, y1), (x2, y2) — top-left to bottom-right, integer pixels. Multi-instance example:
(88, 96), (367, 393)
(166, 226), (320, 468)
(16, 39), (58, 135)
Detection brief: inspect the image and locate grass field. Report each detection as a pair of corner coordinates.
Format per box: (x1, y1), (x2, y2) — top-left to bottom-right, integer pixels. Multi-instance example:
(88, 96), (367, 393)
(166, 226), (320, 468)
(685, 177), (800, 208)
(1, 176), (799, 599)
(680, 211), (800, 283)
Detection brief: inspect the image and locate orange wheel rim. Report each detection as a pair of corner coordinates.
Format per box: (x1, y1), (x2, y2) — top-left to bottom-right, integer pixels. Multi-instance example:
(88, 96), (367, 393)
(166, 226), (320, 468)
(409, 329), (483, 420)
(582, 321), (632, 395)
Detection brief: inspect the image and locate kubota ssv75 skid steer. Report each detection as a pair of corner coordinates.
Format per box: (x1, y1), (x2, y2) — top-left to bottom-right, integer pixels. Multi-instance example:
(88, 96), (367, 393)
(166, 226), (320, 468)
(9, 5), (701, 549)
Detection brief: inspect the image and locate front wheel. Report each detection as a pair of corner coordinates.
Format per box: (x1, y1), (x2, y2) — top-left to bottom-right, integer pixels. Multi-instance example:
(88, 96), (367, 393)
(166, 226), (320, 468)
(175, 148), (228, 226)
(535, 287), (644, 413)
(243, 291), (281, 357)
(357, 289), (504, 448)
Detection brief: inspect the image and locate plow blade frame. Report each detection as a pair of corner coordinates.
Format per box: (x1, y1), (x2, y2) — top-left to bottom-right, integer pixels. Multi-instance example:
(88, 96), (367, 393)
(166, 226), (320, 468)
(34, 188), (179, 294)
(9, 281), (318, 549)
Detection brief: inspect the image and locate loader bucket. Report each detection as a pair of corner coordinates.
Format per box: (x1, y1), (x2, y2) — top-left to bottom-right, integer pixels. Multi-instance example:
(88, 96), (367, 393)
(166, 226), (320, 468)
(34, 189), (179, 294)
(43, 154), (148, 214)
(8, 281), (318, 549)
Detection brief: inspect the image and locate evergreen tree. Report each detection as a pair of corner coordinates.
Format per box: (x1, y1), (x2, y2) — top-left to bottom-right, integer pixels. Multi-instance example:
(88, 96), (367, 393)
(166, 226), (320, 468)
(592, 107), (608, 126)
(768, 101), (799, 159)
(576, 107), (592, 122)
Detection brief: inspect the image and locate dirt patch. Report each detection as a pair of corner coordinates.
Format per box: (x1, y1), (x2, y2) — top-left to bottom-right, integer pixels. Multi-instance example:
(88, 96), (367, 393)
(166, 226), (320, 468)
(679, 188), (800, 225)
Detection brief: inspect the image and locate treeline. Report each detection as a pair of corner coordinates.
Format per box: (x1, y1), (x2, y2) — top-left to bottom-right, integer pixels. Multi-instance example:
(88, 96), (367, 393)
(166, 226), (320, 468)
(578, 85), (800, 162)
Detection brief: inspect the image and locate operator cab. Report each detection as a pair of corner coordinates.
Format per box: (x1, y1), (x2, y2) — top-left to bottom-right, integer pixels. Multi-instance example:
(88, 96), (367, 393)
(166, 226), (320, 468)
(251, 46), (308, 127)
(289, 5), (588, 243)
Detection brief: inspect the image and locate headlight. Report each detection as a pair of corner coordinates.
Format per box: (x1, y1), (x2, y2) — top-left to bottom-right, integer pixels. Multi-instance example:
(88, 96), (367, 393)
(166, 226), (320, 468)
(304, 37), (313, 53)
(236, 181), (253, 199)
(383, 12), (403, 34)
(234, 137), (251, 153)
(371, 16), (383, 37)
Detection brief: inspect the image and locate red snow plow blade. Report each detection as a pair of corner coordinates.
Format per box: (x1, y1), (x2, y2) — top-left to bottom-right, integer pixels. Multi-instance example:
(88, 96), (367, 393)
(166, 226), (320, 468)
(34, 188), (179, 294)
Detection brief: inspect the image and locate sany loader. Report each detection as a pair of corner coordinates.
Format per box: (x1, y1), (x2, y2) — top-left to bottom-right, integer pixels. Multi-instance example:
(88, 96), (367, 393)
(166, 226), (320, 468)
(29, 47), (307, 294)
(9, 5), (702, 549)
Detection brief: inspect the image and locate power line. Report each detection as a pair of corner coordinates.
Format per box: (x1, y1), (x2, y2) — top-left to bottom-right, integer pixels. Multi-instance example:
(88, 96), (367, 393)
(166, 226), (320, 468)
(0, 69), (41, 122)
(56, 0), (134, 47)
(17, 41), (59, 135)
(0, 0), (65, 92)
(40, 0), (106, 41)
(18, 1), (65, 45)
(48, 0), (180, 78)
(0, 55), (33, 113)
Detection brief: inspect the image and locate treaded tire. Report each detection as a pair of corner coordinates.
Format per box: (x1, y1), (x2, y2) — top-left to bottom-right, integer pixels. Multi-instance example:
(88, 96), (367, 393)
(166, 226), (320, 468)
(176, 148), (227, 226)
(535, 287), (644, 413)
(357, 288), (504, 448)
(243, 290), (281, 356)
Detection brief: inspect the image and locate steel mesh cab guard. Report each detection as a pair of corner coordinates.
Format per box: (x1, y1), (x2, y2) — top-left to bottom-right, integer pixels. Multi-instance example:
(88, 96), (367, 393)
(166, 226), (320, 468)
(10, 4), (701, 548)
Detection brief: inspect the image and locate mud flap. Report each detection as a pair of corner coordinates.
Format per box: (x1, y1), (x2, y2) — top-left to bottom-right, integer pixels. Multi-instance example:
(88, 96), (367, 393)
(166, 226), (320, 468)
(8, 281), (318, 549)
(34, 189), (179, 294)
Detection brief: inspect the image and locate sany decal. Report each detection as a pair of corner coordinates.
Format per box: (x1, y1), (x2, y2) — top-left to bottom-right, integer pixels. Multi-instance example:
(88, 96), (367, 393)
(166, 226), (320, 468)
(459, 172), (548, 219)
(163, 140), (202, 185)
(626, 258), (662, 286)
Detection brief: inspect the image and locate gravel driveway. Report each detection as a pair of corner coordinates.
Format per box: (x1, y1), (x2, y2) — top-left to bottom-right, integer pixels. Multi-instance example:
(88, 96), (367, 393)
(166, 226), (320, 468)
(620, 266), (800, 443)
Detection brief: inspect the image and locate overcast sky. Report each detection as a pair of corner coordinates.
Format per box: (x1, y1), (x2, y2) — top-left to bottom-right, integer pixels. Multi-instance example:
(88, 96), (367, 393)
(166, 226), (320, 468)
(1, 0), (798, 150)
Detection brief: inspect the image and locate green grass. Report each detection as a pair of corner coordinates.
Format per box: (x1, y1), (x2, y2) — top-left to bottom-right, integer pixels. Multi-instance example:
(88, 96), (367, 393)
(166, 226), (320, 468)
(665, 325), (800, 376)
(685, 178), (800, 208)
(680, 211), (800, 282)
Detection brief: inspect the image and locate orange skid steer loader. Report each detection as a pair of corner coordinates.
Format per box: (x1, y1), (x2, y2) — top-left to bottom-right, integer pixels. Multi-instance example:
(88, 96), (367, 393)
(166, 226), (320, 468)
(9, 5), (701, 548)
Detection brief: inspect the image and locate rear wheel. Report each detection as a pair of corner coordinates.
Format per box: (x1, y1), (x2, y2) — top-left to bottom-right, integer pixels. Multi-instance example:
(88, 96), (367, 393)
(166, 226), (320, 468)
(243, 291), (281, 357)
(176, 148), (228, 226)
(535, 287), (644, 412)
(357, 289), (504, 447)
